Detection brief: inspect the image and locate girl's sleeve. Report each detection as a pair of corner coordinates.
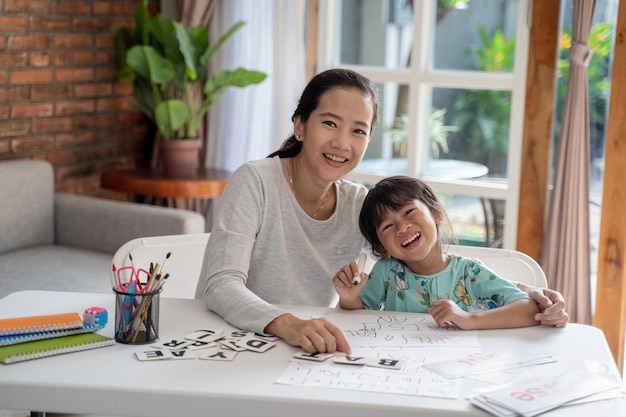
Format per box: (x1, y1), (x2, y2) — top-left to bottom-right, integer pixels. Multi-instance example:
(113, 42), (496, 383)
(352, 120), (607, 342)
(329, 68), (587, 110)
(359, 260), (389, 310)
(465, 258), (532, 305)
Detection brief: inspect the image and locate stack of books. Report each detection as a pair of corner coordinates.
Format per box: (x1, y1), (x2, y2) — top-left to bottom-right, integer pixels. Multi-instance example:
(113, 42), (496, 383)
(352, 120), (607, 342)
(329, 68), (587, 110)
(0, 310), (114, 364)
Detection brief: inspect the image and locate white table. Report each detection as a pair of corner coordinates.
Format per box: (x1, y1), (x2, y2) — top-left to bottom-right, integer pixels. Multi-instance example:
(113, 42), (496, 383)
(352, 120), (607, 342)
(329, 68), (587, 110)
(0, 291), (624, 417)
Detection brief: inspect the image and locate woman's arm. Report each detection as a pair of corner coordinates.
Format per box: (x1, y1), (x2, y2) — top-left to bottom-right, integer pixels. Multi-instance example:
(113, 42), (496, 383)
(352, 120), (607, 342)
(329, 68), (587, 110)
(429, 299), (540, 330)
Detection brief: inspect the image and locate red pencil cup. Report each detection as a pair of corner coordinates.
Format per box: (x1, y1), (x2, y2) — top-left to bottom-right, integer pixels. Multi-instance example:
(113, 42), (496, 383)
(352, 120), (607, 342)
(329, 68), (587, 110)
(113, 288), (162, 344)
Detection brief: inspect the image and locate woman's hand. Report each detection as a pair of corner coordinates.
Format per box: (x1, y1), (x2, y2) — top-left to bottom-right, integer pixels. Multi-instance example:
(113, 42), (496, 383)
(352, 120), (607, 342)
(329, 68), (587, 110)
(517, 283), (569, 327)
(264, 313), (352, 355)
(332, 262), (367, 310)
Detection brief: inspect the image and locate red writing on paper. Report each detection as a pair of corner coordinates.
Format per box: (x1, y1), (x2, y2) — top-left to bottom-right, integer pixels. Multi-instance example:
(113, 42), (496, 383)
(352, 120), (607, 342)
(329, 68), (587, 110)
(509, 379), (577, 401)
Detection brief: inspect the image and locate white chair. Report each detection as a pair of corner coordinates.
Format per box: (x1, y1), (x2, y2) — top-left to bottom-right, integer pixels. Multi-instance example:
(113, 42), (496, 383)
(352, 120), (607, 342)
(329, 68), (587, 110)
(112, 233), (210, 299)
(449, 245), (548, 288)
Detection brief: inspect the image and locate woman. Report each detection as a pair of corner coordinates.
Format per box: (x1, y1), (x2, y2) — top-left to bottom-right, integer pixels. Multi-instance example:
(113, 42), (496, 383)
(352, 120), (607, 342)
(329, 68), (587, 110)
(196, 68), (568, 355)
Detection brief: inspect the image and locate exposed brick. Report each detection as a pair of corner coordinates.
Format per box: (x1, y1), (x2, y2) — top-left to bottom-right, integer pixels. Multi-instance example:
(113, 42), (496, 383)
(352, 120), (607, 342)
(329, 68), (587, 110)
(56, 162), (98, 181)
(55, 131), (96, 148)
(76, 176), (103, 194)
(96, 96), (138, 112)
(95, 66), (117, 81)
(55, 99), (95, 116)
(46, 150), (77, 165)
(0, 16), (27, 32)
(0, 52), (27, 67)
(29, 16), (72, 32)
(75, 114), (114, 129)
(56, 68), (94, 82)
(93, 2), (133, 16)
(50, 0), (91, 15)
(30, 51), (71, 67)
(95, 34), (115, 49)
(112, 17), (135, 31)
(117, 112), (147, 124)
(30, 84), (71, 100)
(4, 0), (48, 13)
(114, 82), (133, 95)
(0, 140), (9, 155)
(11, 69), (53, 84)
(73, 17), (111, 33)
(7, 35), (50, 50)
(11, 103), (54, 118)
(0, 120), (30, 137)
(73, 51), (112, 67)
(53, 34), (93, 49)
(0, 87), (29, 104)
(54, 182), (77, 193)
(0, 106), (9, 119)
(74, 82), (113, 97)
(32, 117), (73, 134)
(11, 136), (55, 153)
(0, 71), (7, 84)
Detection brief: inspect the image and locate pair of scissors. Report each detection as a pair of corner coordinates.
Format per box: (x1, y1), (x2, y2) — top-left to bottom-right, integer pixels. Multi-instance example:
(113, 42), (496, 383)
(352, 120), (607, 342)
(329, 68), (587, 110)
(116, 266), (150, 294)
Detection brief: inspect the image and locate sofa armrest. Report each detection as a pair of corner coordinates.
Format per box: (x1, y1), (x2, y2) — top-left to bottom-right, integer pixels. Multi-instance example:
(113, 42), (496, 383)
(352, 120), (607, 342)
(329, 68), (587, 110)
(55, 193), (206, 254)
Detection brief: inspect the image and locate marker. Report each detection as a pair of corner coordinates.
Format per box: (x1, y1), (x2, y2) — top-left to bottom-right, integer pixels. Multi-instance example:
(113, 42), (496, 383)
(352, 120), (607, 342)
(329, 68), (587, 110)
(353, 252), (368, 285)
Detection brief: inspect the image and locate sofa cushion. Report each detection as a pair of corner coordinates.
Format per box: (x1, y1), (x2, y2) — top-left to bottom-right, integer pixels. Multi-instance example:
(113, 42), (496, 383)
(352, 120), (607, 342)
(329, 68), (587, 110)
(0, 160), (54, 254)
(0, 245), (112, 300)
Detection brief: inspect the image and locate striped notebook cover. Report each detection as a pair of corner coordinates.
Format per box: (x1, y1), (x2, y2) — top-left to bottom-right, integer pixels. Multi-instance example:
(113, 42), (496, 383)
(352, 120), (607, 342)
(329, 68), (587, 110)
(0, 332), (115, 364)
(0, 312), (83, 336)
(0, 324), (100, 347)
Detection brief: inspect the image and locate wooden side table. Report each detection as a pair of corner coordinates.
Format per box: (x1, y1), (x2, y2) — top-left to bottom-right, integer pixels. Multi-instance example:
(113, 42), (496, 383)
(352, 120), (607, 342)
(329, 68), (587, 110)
(101, 167), (231, 214)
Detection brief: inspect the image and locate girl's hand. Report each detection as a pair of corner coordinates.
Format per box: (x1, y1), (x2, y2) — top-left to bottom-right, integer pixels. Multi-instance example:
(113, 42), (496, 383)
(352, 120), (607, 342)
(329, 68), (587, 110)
(429, 299), (470, 329)
(332, 262), (367, 310)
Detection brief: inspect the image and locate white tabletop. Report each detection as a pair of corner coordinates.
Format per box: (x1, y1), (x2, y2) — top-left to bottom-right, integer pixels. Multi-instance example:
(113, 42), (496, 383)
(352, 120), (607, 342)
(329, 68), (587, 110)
(0, 291), (624, 417)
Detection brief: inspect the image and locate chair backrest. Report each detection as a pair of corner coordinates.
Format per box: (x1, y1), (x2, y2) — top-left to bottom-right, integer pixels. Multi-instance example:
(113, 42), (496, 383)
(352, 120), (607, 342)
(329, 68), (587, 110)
(449, 245), (548, 288)
(112, 233), (210, 299)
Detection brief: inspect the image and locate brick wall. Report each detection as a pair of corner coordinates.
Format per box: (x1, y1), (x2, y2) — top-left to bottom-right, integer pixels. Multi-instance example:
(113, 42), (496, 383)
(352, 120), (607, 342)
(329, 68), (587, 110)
(0, 0), (160, 198)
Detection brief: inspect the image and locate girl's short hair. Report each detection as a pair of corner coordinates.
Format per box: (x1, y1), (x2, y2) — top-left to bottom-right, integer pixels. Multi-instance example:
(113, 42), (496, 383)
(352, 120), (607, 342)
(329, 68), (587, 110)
(359, 176), (453, 255)
(268, 68), (380, 158)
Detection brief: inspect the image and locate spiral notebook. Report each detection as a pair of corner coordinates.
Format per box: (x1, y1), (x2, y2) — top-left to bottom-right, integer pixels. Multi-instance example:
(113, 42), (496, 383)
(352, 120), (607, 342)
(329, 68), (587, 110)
(0, 324), (101, 347)
(0, 312), (83, 336)
(0, 332), (115, 364)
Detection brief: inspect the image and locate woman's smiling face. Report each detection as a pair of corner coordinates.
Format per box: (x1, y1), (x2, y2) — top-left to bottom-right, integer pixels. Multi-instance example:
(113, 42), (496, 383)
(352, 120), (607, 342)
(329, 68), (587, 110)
(294, 87), (374, 183)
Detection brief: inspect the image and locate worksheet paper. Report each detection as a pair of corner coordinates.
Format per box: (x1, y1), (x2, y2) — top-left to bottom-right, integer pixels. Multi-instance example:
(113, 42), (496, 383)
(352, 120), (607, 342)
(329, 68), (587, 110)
(276, 312), (480, 398)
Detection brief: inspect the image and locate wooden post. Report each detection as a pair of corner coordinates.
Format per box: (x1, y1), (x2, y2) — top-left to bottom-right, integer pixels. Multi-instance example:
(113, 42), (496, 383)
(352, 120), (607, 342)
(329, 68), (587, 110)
(516, 0), (561, 262)
(593, 0), (626, 375)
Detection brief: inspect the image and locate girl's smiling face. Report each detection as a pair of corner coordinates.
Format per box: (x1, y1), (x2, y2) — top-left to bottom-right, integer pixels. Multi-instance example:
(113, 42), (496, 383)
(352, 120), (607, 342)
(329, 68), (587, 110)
(376, 199), (444, 272)
(294, 87), (374, 184)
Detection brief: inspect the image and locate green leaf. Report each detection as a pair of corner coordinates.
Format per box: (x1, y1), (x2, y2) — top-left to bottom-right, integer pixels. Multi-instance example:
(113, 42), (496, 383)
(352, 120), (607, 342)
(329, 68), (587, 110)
(155, 100), (190, 139)
(126, 45), (175, 87)
(172, 21), (198, 81)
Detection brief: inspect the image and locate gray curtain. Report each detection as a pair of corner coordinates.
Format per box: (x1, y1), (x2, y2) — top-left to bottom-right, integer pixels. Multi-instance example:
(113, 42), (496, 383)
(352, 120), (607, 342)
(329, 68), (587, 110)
(542, 0), (596, 324)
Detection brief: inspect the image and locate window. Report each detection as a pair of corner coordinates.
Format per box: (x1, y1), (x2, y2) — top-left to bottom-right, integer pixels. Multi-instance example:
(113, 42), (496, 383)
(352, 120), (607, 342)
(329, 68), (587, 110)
(317, 0), (530, 248)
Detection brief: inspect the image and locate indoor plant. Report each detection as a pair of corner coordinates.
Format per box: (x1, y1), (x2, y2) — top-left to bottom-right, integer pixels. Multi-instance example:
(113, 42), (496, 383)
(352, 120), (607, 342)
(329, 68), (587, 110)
(114, 1), (267, 174)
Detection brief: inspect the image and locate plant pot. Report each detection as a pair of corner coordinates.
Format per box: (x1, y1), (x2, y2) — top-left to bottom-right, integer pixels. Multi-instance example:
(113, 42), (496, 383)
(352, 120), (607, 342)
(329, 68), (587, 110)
(158, 138), (202, 177)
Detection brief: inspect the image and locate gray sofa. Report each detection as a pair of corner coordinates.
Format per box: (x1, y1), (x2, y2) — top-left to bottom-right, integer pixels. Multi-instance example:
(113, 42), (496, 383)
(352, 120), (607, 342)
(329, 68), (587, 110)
(0, 159), (206, 300)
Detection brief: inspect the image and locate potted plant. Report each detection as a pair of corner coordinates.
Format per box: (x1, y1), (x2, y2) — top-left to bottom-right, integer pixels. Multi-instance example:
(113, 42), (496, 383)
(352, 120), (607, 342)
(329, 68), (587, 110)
(114, 1), (267, 175)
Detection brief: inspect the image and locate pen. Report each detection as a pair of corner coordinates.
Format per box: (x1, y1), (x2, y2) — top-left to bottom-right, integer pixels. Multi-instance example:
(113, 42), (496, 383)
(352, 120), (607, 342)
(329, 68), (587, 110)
(353, 252), (368, 285)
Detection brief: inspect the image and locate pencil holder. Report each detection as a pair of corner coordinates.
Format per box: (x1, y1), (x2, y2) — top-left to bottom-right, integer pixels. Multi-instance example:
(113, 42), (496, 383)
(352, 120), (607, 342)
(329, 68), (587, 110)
(113, 288), (162, 344)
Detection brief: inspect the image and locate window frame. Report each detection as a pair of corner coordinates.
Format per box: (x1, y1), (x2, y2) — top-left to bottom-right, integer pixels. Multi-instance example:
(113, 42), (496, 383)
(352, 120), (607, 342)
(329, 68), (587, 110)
(316, 0), (530, 248)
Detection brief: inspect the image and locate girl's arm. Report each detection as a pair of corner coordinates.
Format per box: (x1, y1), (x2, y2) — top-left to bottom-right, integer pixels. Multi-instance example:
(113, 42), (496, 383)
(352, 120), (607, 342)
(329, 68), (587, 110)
(429, 299), (541, 330)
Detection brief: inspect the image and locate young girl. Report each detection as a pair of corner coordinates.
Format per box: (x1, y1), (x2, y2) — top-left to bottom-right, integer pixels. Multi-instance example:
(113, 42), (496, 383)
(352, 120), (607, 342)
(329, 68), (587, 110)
(333, 176), (541, 330)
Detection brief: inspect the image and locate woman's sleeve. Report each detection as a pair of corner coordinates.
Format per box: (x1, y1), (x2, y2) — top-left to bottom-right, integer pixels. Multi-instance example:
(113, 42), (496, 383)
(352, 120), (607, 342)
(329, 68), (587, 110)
(194, 164), (286, 333)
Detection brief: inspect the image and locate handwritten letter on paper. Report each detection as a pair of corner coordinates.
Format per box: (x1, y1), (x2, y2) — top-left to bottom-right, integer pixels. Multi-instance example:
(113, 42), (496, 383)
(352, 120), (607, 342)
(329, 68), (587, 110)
(326, 312), (479, 348)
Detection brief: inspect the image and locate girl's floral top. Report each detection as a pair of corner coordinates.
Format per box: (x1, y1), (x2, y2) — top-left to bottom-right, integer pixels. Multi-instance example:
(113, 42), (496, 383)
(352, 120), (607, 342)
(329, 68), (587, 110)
(359, 254), (530, 312)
